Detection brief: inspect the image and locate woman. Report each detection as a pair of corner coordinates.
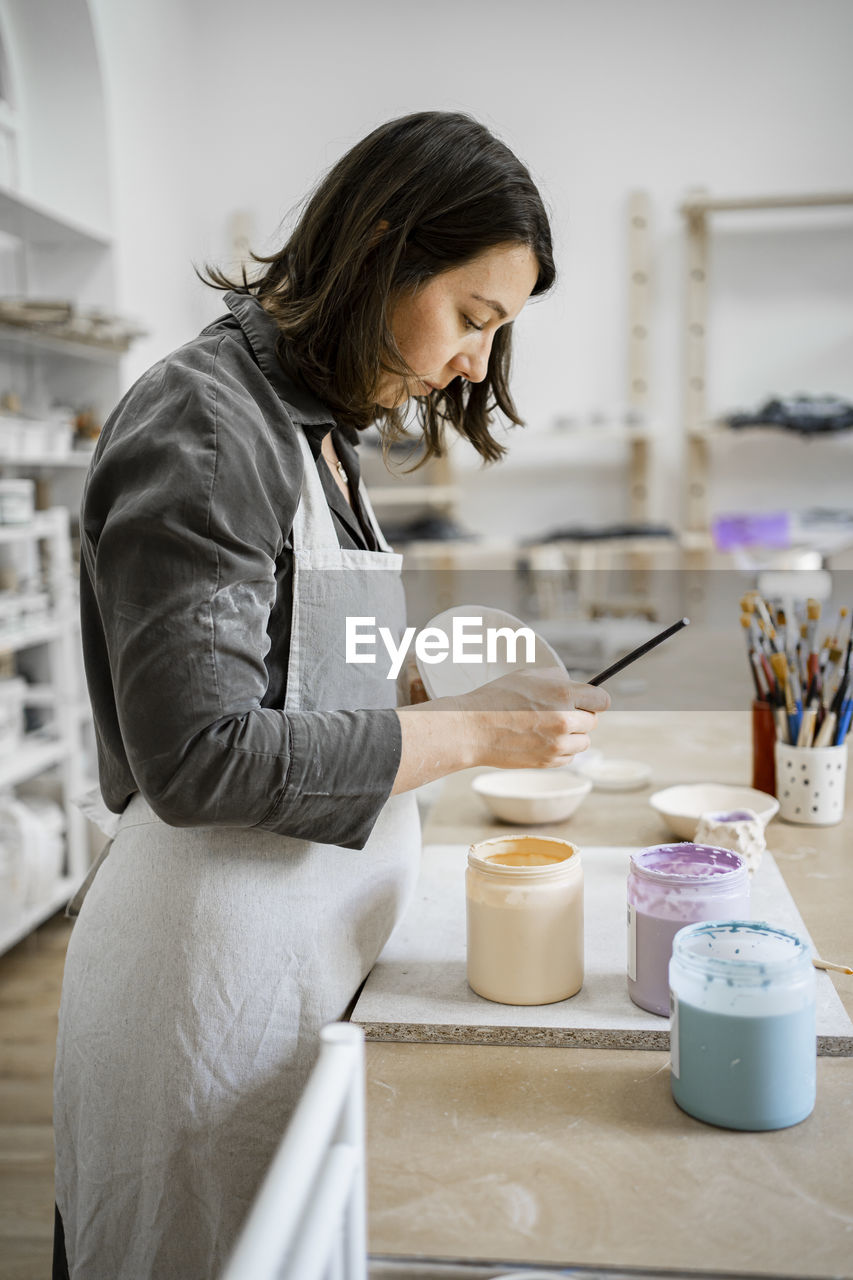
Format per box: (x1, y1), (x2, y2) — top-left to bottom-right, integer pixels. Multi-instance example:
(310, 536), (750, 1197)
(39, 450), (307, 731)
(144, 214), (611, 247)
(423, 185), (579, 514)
(53, 111), (609, 1279)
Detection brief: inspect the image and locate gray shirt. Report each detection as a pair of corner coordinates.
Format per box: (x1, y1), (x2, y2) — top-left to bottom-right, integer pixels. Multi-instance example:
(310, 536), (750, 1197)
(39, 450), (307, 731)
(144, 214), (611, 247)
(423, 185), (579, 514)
(80, 291), (403, 850)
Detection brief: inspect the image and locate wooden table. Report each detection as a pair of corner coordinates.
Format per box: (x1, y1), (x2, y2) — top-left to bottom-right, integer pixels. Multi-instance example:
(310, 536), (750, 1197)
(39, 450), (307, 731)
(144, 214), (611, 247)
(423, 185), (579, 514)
(365, 711), (853, 1278)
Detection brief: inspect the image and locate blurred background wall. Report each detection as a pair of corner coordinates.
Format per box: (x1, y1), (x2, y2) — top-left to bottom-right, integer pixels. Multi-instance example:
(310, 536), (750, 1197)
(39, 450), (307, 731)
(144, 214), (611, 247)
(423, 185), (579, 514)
(4, 0), (853, 538)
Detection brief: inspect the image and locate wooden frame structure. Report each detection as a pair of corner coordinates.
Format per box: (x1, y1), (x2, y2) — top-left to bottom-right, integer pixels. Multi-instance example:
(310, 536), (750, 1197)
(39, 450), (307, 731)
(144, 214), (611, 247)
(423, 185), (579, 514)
(680, 188), (853, 554)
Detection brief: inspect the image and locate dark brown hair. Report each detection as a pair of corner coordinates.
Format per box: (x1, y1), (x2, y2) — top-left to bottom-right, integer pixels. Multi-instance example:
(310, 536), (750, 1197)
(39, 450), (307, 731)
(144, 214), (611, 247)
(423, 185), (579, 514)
(202, 111), (555, 463)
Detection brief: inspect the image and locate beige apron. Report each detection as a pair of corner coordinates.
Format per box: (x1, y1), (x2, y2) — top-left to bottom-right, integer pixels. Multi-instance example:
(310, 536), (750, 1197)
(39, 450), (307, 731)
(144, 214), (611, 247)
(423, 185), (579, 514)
(54, 431), (420, 1279)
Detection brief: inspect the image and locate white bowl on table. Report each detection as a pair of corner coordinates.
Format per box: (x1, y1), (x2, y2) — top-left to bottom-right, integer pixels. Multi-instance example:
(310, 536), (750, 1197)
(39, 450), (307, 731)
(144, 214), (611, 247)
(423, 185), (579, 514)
(648, 782), (779, 841)
(471, 768), (592, 825)
(574, 754), (653, 792)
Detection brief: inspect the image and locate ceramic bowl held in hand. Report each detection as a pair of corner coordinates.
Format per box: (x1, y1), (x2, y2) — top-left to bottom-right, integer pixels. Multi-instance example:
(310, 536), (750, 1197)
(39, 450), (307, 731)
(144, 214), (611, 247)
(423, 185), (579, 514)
(472, 768), (592, 825)
(649, 782), (779, 841)
(414, 605), (564, 701)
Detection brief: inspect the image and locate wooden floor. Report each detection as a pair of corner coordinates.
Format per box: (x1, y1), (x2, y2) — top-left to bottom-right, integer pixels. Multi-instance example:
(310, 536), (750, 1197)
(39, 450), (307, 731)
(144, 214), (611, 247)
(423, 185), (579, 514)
(0, 912), (73, 1280)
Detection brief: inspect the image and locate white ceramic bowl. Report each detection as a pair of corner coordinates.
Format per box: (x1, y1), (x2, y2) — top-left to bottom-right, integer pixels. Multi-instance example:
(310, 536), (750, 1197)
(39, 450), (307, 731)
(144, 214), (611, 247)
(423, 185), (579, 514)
(648, 783), (779, 841)
(415, 605), (564, 700)
(471, 768), (592, 825)
(574, 754), (653, 792)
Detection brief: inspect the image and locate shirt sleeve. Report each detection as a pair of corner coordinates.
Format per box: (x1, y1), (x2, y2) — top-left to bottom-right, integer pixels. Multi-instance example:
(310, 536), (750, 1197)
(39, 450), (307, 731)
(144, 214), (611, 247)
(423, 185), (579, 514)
(81, 336), (402, 850)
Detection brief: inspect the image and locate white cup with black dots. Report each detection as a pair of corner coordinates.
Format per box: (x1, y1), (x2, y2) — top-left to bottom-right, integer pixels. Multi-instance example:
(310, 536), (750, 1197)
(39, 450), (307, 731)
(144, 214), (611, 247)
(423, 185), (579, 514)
(774, 740), (847, 825)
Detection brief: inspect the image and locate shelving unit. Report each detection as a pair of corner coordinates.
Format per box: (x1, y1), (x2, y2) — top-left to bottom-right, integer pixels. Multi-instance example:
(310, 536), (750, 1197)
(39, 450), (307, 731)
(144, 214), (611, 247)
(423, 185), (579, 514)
(626, 188), (653, 524)
(0, 507), (89, 956)
(0, 173), (120, 951)
(679, 187), (853, 563)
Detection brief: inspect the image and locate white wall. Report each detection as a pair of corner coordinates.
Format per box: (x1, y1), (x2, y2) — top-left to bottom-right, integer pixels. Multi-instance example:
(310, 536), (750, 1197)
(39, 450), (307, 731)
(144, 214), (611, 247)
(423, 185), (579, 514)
(1, 0), (111, 233)
(87, 0), (201, 375)
(84, 0), (853, 538)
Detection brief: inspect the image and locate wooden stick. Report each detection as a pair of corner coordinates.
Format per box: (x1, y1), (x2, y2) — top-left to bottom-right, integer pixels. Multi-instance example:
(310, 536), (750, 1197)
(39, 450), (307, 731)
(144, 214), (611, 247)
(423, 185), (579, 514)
(812, 958), (853, 976)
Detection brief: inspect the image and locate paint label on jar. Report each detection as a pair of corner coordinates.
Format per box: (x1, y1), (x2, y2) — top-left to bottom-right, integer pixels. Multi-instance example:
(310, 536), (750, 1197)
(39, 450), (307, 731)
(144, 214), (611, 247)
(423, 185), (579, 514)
(670, 991), (680, 1078)
(627, 902), (637, 981)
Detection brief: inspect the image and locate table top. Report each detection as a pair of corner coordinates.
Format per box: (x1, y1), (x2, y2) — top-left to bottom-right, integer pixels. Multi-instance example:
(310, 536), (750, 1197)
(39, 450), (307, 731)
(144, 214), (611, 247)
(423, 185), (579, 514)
(365, 711), (853, 1278)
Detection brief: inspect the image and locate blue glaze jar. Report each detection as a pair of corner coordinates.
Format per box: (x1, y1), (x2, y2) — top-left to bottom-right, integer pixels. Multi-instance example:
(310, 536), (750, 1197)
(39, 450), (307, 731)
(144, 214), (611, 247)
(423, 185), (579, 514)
(669, 921), (816, 1131)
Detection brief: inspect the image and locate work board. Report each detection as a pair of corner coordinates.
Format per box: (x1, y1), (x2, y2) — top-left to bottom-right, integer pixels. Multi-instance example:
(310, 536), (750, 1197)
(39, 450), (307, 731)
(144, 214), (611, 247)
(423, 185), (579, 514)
(352, 845), (853, 1054)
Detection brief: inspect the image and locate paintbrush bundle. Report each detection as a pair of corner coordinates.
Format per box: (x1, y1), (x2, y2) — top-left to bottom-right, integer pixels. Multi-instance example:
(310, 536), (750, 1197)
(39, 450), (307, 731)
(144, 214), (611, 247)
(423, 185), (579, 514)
(739, 592), (853, 747)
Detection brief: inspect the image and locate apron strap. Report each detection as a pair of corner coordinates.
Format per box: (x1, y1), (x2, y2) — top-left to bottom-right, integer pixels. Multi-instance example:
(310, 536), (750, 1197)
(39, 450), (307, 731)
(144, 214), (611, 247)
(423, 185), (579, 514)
(291, 431), (340, 552)
(357, 480), (393, 553)
(66, 840), (113, 919)
(291, 428), (393, 553)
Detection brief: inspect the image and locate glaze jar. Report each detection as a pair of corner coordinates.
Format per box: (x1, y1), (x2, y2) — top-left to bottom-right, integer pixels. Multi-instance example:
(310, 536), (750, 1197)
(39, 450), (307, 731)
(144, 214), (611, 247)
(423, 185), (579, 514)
(627, 843), (750, 1015)
(669, 920), (816, 1130)
(466, 835), (583, 1005)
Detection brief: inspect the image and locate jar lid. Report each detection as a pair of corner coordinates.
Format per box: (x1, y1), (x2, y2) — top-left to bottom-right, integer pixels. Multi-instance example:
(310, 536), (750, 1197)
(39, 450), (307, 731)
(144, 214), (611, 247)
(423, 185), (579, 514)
(630, 841), (746, 885)
(672, 920), (809, 983)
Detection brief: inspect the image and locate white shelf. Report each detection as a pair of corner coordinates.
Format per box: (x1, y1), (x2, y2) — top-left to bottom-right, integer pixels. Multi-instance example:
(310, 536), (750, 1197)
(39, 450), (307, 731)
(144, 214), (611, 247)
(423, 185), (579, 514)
(0, 874), (82, 956)
(0, 735), (68, 789)
(681, 190), (853, 216)
(0, 617), (71, 653)
(369, 484), (459, 506)
(19, 684), (90, 723)
(0, 511), (63, 542)
(0, 321), (124, 364)
(0, 451), (94, 469)
(0, 182), (111, 248)
(447, 429), (651, 475)
(690, 422), (853, 443)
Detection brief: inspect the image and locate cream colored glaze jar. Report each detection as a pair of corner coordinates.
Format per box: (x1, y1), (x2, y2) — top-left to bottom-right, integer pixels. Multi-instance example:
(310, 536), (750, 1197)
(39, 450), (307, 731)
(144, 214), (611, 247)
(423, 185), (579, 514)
(466, 835), (583, 1005)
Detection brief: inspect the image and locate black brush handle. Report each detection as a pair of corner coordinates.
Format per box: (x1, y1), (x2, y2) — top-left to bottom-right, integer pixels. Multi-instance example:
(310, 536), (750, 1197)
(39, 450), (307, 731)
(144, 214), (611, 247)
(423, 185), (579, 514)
(589, 617), (690, 687)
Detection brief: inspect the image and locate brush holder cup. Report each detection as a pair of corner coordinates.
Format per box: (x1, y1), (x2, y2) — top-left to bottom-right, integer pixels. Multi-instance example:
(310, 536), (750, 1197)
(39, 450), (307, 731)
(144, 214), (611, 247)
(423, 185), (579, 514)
(774, 741), (847, 826)
(751, 699), (777, 796)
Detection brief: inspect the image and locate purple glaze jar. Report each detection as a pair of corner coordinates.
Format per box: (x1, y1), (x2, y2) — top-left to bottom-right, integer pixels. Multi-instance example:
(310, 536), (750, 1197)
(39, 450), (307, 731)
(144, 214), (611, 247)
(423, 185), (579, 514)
(627, 843), (750, 1016)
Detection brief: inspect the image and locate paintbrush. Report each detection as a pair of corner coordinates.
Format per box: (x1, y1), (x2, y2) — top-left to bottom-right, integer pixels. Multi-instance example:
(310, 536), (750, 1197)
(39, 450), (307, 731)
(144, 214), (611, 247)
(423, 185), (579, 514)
(775, 605), (788, 653)
(789, 661), (803, 736)
(589, 617), (690, 686)
(835, 670), (853, 745)
(741, 614), (764, 699)
(796, 621), (808, 689)
(830, 605), (849, 648)
(753, 594), (776, 637)
(805, 598), (821, 686)
(756, 634), (779, 702)
(813, 633), (851, 747)
(812, 958), (853, 976)
(796, 702), (817, 747)
(770, 650), (798, 744)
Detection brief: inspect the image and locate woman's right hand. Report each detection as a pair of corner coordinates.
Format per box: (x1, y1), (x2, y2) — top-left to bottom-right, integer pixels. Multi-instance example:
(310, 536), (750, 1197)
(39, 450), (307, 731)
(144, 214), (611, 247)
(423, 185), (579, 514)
(392, 664), (610, 794)
(448, 666), (610, 770)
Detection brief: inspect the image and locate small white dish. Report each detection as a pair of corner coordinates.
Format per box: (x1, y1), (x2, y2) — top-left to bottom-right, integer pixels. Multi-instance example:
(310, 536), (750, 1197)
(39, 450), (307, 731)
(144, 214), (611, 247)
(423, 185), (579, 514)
(569, 747), (603, 772)
(471, 768), (592, 825)
(574, 755), (652, 792)
(415, 605), (564, 701)
(649, 783), (779, 841)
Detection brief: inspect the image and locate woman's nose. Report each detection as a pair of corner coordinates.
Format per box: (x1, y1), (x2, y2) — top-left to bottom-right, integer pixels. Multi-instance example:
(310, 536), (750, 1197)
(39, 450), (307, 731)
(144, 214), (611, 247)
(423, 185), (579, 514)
(451, 339), (490, 384)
